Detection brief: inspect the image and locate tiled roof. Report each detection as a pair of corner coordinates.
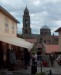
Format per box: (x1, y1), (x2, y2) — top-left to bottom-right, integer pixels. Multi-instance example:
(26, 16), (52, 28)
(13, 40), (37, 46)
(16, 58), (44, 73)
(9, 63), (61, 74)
(44, 44), (60, 54)
(52, 36), (59, 38)
(55, 27), (61, 32)
(25, 38), (37, 43)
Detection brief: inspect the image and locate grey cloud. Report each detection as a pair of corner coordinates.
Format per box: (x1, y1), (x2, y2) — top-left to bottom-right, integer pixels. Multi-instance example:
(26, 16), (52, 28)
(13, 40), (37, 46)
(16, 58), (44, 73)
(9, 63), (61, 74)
(44, 1), (61, 20)
(0, 0), (61, 34)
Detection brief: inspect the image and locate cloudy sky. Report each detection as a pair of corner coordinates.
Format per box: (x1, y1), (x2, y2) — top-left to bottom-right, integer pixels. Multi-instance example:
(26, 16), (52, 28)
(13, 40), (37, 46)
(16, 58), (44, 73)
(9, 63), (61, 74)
(0, 0), (61, 35)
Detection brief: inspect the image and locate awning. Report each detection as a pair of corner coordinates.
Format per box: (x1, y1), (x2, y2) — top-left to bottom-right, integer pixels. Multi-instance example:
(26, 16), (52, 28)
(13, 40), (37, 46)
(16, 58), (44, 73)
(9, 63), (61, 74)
(0, 35), (33, 50)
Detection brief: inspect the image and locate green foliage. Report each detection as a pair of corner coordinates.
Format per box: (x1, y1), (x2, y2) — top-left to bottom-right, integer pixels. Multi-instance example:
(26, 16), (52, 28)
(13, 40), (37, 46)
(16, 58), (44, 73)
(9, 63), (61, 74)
(31, 45), (36, 54)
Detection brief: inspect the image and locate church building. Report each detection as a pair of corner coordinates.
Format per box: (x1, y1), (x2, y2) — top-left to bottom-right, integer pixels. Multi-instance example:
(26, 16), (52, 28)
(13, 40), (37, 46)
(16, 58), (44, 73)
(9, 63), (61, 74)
(22, 6), (31, 38)
(20, 7), (59, 54)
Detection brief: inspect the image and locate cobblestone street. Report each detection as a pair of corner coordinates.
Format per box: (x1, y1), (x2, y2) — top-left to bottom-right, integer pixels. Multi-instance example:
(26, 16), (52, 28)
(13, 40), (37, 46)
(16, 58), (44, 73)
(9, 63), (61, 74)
(0, 66), (61, 75)
(0, 60), (61, 75)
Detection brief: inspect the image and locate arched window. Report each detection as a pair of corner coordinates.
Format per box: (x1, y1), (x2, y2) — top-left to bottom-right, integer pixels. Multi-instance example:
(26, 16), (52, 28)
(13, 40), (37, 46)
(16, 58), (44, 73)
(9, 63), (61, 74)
(25, 19), (28, 24)
(25, 29), (28, 34)
(25, 19), (28, 27)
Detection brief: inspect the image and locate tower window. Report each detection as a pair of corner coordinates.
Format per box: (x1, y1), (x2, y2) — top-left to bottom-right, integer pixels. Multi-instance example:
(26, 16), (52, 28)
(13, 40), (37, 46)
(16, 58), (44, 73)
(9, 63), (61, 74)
(25, 20), (28, 27)
(25, 23), (27, 27)
(25, 29), (28, 34)
(25, 12), (28, 15)
(41, 32), (43, 35)
(25, 19), (28, 23)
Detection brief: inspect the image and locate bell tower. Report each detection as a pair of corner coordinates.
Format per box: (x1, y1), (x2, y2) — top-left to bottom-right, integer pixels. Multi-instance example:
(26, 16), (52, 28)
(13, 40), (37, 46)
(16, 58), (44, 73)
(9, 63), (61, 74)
(22, 6), (31, 38)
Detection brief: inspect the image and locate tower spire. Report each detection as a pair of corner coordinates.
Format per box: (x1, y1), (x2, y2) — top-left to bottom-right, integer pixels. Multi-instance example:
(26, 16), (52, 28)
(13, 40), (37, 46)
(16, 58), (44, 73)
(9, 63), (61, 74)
(26, 5), (27, 9)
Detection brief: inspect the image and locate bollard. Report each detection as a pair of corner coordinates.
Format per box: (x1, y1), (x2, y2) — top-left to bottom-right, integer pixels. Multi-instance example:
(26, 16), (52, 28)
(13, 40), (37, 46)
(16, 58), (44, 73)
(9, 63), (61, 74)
(49, 70), (52, 75)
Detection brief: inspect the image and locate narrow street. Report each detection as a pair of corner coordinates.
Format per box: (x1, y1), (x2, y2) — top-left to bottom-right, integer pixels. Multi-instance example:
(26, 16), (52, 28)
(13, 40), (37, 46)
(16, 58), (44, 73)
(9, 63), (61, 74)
(0, 65), (61, 75)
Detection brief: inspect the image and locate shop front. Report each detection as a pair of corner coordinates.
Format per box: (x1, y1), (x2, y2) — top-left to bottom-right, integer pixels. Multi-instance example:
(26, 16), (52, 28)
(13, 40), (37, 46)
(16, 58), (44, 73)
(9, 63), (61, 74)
(0, 35), (33, 70)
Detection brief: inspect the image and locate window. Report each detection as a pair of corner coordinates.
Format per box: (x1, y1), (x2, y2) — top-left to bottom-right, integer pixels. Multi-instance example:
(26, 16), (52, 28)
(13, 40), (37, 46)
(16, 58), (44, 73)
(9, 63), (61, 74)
(25, 23), (27, 27)
(45, 32), (47, 34)
(25, 12), (27, 15)
(25, 19), (28, 24)
(5, 17), (9, 32)
(12, 24), (15, 33)
(5, 23), (9, 32)
(44, 40), (46, 43)
(25, 29), (28, 34)
(41, 32), (43, 34)
(25, 19), (28, 27)
(48, 40), (51, 43)
(39, 38), (42, 43)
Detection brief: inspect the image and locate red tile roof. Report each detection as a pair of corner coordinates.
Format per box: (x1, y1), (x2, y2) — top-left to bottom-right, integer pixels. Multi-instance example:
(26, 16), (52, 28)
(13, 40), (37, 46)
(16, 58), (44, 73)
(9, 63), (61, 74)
(25, 39), (37, 43)
(55, 27), (61, 32)
(52, 36), (59, 38)
(44, 44), (60, 54)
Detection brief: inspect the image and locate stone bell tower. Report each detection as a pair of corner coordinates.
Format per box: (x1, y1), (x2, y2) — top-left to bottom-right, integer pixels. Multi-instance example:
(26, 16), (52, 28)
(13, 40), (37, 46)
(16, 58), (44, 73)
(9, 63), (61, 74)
(22, 6), (31, 38)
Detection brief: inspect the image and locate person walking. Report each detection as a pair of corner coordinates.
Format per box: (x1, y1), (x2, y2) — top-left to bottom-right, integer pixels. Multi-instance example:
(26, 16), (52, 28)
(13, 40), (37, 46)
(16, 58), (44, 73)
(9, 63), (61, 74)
(6, 48), (16, 70)
(49, 54), (54, 67)
(6, 49), (10, 70)
(23, 48), (30, 69)
(0, 48), (3, 69)
(31, 53), (37, 74)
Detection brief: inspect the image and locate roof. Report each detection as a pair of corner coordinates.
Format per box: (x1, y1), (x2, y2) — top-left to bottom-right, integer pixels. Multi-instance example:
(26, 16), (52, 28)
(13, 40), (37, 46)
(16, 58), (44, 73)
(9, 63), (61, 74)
(0, 6), (19, 23)
(44, 44), (60, 54)
(24, 6), (29, 12)
(55, 27), (61, 32)
(25, 38), (37, 43)
(52, 36), (59, 38)
(0, 35), (33, 50)
(41, 25), (50, 30)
